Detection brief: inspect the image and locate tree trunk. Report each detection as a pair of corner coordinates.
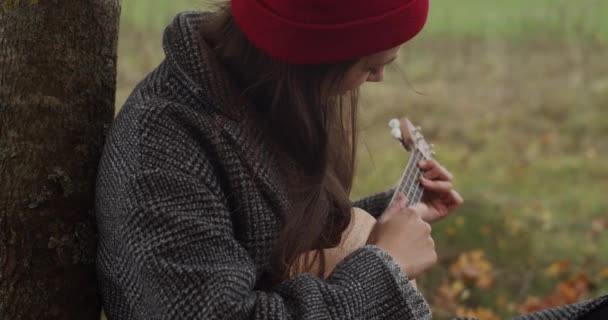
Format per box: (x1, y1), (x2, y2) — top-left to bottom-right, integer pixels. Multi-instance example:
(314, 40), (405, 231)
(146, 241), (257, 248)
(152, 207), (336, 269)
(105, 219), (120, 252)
(0, 1), (120, 319)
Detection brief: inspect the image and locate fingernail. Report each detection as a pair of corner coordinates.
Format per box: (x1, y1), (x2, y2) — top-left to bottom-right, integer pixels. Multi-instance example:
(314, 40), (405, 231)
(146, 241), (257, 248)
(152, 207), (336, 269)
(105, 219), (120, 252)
(396, 192), (407, 208)
(419, 160), (426, 167)
(398, 201), (406, 209)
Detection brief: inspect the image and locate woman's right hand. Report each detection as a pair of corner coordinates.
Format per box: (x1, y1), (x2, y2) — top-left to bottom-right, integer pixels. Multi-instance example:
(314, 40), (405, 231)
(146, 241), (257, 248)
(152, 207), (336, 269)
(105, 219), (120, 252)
(366, 192), (437, 279)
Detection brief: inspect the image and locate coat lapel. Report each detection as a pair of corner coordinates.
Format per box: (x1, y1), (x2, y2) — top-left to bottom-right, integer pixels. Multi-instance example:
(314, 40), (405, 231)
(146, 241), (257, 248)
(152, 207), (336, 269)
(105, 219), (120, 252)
(219, 114), (290, 217)
(164, 11), (290, 217)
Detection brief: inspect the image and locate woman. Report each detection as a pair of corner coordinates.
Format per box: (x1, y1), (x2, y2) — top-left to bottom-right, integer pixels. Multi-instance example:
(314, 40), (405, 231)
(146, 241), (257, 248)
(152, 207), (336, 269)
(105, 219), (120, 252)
(95, 0), (607, 319)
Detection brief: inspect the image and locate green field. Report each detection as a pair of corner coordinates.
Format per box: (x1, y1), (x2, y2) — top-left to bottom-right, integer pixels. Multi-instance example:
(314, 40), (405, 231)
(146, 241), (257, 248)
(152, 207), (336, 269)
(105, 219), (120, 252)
(120, 0), (608, 37)
(115, 1), (608, 319)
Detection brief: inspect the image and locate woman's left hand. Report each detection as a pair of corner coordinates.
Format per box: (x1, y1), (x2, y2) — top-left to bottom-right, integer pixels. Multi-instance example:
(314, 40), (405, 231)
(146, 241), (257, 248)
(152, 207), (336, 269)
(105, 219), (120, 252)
(417, 159), (464, 223)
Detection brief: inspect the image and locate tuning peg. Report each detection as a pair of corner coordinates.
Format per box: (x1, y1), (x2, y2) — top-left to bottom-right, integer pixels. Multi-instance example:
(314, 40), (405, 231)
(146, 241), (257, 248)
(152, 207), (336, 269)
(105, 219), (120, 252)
(390, 127), (402, 140)
(430, 143), (435, 149)
(416, 126), (422, 132)
(388, 118), (400, 129)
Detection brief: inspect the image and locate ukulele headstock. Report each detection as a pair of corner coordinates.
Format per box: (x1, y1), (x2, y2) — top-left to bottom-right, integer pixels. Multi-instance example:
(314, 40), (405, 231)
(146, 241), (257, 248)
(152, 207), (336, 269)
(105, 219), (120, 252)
(388, 118), (435, 160)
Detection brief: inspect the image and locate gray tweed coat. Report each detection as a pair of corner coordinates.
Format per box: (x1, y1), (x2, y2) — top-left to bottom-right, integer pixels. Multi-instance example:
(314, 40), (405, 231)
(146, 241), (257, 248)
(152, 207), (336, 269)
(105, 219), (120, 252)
(95, 11), (607, 320)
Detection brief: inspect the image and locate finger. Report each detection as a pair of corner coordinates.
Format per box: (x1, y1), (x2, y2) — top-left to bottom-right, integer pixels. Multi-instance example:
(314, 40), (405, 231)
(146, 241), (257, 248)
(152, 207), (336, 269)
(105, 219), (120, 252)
(381, 192), (408, 222)
(420, 176), (453, 193)
(446, 190), (464, 210)
(417, 159), (436, 170)
(423, 166), (454, 181)
(419, 160), (453, 181)
(391, 192), (408, 209)
(422, 167), (444, 180)
(409, 202), (431, 218)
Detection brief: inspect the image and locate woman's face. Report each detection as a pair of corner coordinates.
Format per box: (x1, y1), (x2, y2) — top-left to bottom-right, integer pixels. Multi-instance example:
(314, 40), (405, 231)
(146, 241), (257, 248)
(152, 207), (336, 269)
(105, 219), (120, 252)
(338, 45), (402, 94)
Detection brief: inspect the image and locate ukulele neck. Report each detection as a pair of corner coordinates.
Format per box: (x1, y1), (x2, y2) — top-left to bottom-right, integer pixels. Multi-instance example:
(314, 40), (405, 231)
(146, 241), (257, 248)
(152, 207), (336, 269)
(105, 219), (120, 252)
(391, 148), (429, 207)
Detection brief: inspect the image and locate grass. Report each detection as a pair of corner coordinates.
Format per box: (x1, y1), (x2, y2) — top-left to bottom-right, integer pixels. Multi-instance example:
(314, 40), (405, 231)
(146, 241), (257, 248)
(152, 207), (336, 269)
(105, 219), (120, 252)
(354, 36), (608, 317)
(114, 1), (608, 319)
(424, 0), (608, 40)
(120, 0), (608, 38)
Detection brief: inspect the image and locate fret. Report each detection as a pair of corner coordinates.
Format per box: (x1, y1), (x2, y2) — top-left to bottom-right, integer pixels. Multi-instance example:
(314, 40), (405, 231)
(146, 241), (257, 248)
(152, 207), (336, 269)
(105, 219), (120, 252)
(388, 118), (434, 209)
(392, 149), (429, 207)
(404, 150), (425, 206)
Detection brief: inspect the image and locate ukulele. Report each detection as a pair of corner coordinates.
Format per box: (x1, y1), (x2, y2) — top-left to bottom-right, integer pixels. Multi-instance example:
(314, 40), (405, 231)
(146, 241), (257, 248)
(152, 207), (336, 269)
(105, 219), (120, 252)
(292, 118), (435, 278)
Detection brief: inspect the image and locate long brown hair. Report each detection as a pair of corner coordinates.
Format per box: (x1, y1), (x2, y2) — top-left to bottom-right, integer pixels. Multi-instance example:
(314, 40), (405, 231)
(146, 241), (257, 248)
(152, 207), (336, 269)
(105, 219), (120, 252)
(207, 4), (360, 286)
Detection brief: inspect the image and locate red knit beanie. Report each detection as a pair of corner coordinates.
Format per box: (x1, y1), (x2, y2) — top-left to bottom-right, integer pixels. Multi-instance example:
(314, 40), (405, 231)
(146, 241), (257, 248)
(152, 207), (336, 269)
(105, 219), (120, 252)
(230, 0), (429, 64)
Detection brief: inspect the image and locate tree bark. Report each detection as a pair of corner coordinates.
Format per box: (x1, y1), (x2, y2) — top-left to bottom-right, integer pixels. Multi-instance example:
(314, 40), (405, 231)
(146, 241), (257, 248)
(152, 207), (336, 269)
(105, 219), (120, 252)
(0, 1), (120, 319)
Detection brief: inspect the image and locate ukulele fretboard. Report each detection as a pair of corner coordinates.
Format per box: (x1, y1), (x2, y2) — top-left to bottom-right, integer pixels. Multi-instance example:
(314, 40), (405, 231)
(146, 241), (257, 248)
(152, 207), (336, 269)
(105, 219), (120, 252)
(391, 149), (429, 207)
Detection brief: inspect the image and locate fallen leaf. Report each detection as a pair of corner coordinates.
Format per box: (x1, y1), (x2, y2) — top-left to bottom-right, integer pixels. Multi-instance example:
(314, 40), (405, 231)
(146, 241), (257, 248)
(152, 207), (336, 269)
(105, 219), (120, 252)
(544, 261), (570, 278)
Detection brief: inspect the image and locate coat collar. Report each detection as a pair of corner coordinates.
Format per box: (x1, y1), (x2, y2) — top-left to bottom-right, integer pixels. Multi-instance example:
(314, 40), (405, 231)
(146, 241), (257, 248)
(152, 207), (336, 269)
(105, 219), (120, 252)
(162, 11), (290, 216)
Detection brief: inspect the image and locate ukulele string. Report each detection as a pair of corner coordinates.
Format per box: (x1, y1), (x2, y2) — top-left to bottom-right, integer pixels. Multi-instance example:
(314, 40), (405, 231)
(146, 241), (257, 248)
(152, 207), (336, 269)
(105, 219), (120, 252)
(390, 154), (416, 204)
(404, 151), (425, 206)
(395, 151), (419, 202)
(395, 150), (425, 207)
(410, 180), (425, 205)
(398, 152), (420, 196)
(409, 154), (433, 205)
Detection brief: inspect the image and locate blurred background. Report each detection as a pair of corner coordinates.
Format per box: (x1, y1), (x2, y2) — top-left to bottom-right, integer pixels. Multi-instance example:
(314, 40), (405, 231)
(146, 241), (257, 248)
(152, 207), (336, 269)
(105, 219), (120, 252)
(117, 1), (608, 319)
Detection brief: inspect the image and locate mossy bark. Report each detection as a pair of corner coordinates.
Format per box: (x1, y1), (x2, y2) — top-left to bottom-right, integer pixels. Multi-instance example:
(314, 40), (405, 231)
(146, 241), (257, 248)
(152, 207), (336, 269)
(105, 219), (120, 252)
(0, 1), (120, 319)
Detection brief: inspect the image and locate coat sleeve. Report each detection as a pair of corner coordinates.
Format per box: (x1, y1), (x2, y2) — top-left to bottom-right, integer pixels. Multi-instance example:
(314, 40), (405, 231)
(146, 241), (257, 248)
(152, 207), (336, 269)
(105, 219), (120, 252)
(108, 169), (430, 320)
(352, 188), (395, 218)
